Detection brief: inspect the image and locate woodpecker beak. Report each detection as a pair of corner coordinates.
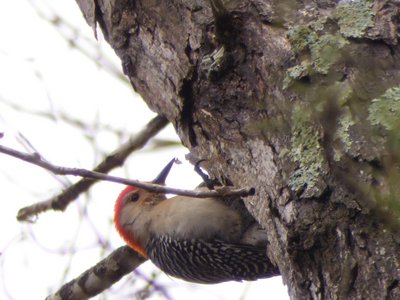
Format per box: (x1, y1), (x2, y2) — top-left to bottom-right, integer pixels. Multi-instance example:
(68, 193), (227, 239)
(152, 158), (176, 184)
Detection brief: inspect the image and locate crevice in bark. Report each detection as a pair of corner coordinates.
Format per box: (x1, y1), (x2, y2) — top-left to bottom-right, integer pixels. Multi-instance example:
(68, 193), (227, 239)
(180, 77), (198, 147)
(93, 0), (108, 40)
(387, 280), (399, 299)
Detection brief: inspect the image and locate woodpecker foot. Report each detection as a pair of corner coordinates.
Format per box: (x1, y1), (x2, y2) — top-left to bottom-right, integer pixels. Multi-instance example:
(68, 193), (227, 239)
(194, 160), (218, 190)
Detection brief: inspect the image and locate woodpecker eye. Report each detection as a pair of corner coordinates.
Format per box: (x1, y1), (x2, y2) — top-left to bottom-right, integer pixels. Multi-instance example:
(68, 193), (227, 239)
(127, 192), (139, 202)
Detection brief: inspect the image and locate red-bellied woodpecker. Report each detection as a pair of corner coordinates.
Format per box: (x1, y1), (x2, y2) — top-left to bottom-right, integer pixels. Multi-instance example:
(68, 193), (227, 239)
(114, 159), (278, 283)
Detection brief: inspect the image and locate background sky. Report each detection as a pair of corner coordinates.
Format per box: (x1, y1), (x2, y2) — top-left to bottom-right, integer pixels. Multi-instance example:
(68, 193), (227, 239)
(0, 1), (289, 299)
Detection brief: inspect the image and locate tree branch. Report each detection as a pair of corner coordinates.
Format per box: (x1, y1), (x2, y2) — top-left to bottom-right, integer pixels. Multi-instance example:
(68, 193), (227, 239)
(0, 116), (254, 222)
(45, 246), (147, 300)
(14, 115), (168, 221)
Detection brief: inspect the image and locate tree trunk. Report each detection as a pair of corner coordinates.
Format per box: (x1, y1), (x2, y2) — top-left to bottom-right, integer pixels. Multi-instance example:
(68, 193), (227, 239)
(76, 0), (400, 299)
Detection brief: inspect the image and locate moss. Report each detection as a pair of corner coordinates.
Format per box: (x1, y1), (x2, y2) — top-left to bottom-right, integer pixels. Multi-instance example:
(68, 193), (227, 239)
(334, 0), (374, 38)
(288, 105), (327, 194)
(309, 34), (348, 74)
(368, 86), (400, 131)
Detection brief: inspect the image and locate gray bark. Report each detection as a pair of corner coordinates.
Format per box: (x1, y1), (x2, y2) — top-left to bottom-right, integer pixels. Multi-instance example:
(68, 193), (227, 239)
(75, 0), (400, 299)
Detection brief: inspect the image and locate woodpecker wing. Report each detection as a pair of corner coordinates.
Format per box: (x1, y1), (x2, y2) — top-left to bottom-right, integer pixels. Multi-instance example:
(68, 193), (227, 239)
(146, 235), (279, 284)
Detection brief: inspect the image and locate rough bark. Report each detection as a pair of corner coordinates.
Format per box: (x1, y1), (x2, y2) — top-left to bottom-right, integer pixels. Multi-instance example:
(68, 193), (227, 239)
(75, 0), (400, 299)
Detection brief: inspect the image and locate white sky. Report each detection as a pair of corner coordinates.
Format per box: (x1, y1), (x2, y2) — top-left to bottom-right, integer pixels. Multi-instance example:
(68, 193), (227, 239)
(0, 1), (289, 299)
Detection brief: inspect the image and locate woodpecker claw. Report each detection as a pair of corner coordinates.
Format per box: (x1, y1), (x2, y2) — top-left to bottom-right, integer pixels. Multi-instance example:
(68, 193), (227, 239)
(194, 160), (216, 190)
(152, 158), (177, 184)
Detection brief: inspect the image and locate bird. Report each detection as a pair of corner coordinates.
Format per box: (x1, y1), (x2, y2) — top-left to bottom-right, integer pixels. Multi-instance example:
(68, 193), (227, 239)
(114, 159), (278, 284)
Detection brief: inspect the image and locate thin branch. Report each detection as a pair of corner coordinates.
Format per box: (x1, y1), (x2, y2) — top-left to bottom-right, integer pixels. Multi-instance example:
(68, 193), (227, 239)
(1, 142), (253, 196)
(0, 142), (254, 209)
(15, 115), (169, 221)
(0, 116), (254, 222)
(46, 246), (147, 300)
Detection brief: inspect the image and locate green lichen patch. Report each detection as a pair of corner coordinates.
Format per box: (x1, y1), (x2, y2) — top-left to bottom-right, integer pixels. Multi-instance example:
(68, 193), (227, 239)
(287, 26), (349, 75)
(287, 16), (329, 54)
(334, 107), (355, 160)
(310, 16), (329, 32)
(309, 34), (348, 74)
(334, 0), (374, 38)
(283, 62), (310, 89)
(287, 25), (316, 53)
(368, 86), (400, 131)
(288, 105), (327, 195)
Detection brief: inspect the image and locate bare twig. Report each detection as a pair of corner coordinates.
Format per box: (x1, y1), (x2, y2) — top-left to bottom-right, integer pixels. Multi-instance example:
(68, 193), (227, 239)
(46, 246), (147, 300)
(0, 116), (254, 222)
(1, 142), (253, 196)
(15, 115), (168, 221)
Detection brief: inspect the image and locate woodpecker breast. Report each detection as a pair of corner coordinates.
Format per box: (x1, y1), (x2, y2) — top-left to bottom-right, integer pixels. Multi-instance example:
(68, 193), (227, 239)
(148, 196), (243, 242)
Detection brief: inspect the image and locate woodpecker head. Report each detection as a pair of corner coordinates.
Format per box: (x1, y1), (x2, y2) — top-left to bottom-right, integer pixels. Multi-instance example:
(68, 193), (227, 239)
(114, 159), (175, 257)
